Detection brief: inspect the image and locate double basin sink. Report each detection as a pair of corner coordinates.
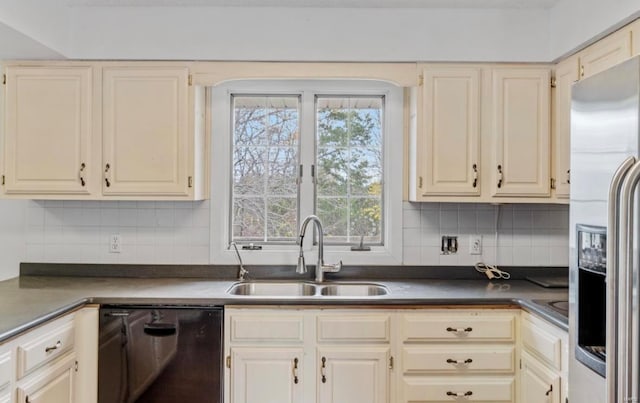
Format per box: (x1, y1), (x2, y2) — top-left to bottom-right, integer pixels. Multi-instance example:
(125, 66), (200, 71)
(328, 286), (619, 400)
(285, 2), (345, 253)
(227, 281), (389, 298)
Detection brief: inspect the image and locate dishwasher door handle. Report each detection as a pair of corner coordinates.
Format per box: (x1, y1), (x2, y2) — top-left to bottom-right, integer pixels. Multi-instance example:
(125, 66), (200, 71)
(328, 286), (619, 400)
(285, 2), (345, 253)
(143, 323), (177, 337)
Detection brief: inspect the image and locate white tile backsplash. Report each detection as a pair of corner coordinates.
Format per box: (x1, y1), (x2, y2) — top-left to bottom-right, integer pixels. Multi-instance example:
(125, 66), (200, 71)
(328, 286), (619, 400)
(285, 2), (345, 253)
(26, 200), (211, 264)
(402, 202), (569, 267)
(24, 198), (567, 268)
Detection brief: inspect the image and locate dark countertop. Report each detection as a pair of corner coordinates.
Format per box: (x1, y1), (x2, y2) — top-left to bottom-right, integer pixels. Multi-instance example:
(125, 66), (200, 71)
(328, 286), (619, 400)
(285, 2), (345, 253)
(0, 275), (568, 343)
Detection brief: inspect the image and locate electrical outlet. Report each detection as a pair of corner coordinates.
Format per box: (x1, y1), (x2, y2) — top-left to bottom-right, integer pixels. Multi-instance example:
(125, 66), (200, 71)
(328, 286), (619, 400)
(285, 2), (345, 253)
(109, 234), (121, 253)
(469, 235), (482, 255)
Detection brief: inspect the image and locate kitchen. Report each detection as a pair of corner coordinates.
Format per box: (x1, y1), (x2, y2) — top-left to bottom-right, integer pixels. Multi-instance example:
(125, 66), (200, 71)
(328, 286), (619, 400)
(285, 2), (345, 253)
(0, 0), (638, 402)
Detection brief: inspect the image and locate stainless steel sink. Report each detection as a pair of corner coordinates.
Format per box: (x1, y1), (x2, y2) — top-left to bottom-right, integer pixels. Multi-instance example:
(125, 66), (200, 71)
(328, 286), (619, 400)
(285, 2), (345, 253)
(227, 281), (318, 297)
(319, 283), (389, 297)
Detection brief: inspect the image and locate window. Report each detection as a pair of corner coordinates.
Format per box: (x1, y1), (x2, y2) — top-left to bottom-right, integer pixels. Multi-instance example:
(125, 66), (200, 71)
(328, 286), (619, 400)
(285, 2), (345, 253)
(211, 80), (402, 265)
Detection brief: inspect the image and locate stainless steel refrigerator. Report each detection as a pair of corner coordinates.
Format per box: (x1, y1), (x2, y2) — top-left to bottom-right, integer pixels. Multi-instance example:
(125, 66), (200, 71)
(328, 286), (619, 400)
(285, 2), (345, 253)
(570, 55), (640, 403)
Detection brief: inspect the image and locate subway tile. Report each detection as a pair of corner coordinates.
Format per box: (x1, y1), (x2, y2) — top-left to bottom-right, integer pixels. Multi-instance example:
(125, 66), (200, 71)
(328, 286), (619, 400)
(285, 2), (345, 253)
(25, 244), (44, 262)
(402, 209), (421, 229)
(190, 227), (211, 246)
(192, 205), (211, 227)
(190, 246), (211, 264)
(100, 209), (119, 227)
(117, 209), (138, 227)
(512, 229), (532, 246)
(531, 247), (551, 266)
(497, 247), (513, 266)
(420, 246), (440, 265)
(155, 209), (175, 227)
(81, 209), (102, 226)
(513, 210), (533, 229)
(403, 228), (422, 247)
(136, 201), (156, 209)
(26, 226), (44, 245)
(118, 201), (138, 209)
(174, 208), (194, 228)
(439, 253), (459, 266)
(26, 205), (45, 227)
(476, 211), (495, 230)
(136, 227), (156, 245)
(403, 246), (421, 265)
(44, 208), (65, 227)
(420, 210), (439, 229)
(136, 209), (157, 227)
(440, 209), (458, 230)
(174, 201), (194, 209)
(155, 201), (175, 209)
(512, 246), (533, 265)
(550, 246), (569, 266)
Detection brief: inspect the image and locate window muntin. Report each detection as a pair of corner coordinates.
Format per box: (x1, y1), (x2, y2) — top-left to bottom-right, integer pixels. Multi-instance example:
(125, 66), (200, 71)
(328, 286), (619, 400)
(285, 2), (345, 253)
(316, 96), (384, 245)
(230, 95), (301, 243)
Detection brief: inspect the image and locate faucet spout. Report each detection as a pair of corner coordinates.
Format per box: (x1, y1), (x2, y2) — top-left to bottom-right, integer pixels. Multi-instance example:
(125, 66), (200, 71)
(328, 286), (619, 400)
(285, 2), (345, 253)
(298, 215), (342, 282)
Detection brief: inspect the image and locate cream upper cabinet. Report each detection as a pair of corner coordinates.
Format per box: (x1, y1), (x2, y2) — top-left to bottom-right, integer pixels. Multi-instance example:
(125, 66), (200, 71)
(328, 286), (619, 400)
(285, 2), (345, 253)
(491, 67), (551, 197)
(579, 27), (632, 79)
(102, 67), (191, 197)
(3, 66), (93, 196)
(633, 19), (640, 56)
(552, 56), (579, 199)
(417, 65), (481, 197)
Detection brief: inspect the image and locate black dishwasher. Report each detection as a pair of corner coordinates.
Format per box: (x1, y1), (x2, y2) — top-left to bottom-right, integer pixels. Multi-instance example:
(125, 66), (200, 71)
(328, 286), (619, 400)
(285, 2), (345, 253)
(98, 305), (223, 403)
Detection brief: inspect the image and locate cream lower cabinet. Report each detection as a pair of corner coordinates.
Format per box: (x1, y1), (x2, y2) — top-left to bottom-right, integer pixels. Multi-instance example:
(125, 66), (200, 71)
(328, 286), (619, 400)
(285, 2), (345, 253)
(520, 311), (568, 403)
(399, 309), (518, 403)
(1, 306), (98, 403)
(225, 308), (392, 403)
(231, 348), (305, 403)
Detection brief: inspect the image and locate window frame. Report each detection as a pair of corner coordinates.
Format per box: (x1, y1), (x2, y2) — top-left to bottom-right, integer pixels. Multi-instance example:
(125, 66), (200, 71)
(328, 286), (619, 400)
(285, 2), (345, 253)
(210, 79), (403, 266)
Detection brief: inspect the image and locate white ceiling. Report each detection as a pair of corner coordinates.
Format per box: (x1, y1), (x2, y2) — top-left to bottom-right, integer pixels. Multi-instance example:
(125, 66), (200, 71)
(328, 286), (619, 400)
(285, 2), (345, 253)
(67, 0), (559, 9)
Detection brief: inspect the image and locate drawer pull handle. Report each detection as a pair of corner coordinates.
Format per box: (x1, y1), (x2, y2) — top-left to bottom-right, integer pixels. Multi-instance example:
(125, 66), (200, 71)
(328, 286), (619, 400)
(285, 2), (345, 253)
(45, 340), (61, 353)
(446, 327), (473, 333)
(321, 356), (327, 383)
(446, 358), (473, 364)
(546, 384), (553, 396)
(293, 357), (299, 384)
(447, 391), (473, 397)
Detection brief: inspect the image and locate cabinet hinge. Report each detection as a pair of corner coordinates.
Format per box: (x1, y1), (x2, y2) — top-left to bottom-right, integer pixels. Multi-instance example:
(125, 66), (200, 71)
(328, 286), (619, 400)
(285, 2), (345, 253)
(389, 356), (394, 370)
(550, 77), (557, 88)
(418, 74), (424, 86)
(226, 355), (231, 368)
(418, 176), (423, 189)
(75, 360), (79, 372)
(550, 177), (556, 190)
(519, 359), (522, 370)
(188, 176), (193, 188)
(580, 65), (585, 78)
(188, 74), (193, 86)
(2, 175), (5, 186)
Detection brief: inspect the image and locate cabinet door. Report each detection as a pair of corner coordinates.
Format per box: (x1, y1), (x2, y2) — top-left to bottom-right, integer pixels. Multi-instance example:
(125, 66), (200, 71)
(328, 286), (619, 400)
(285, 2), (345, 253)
(552, 57), (579, 199)
(520, 352), (560, 403)
(16, 353), (76, 403)
(317, 347), (389, 403)
(419, 66), (481, 196)
(491, 67), (551, 197)
(579, 28), (631, 79)
(4, 66), (92, 195)
(102, 67), (190, 196)
(230, 348), (304, 403)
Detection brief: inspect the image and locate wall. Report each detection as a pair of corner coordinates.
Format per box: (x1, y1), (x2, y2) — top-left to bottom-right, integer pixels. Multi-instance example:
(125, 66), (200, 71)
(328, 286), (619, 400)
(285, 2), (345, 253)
(0, 200), (26, 281)
(550, 0), (640, 58)
(66, 6), (550, 62)
(0, 22), (64, 60)
(20, 199), (568, 270)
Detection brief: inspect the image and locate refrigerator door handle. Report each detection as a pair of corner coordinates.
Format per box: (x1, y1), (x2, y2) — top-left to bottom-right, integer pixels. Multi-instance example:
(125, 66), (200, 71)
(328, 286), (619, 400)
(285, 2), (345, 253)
(617, 158), (640, 403)
(607, 156), (636, 403)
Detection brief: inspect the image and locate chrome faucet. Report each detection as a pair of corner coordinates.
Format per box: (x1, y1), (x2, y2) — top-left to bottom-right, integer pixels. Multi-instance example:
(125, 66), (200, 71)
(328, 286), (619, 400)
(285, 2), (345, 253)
(296, 215), (342, 282)
(230, 242), (249, 281)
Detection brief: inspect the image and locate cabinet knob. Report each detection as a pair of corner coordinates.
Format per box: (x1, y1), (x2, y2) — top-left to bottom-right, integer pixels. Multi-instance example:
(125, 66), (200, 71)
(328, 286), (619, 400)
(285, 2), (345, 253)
(472, 164), (478, 188)
(446, 391), (473, 397)
(446, 326), (473, 333)
(293, 357), (299, 384)
(446, 358), (473, 365)
(321, 356), (327, 383)
(79, 163), (86, 187)
(105, 163), (111, 188)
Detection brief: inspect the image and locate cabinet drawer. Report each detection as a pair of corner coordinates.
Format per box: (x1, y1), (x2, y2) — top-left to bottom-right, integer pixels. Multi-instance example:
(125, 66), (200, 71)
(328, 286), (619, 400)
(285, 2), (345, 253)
(0, 351), (10, 391)
(229, 313), (304, 343)
(521, 316), (562, 370)
(402, 376), (515, 402)
(402, 345), (515, 374)
(401, 311), (516, 342)
(17, 321), (75, 379)
(317, 314), (390, 343)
